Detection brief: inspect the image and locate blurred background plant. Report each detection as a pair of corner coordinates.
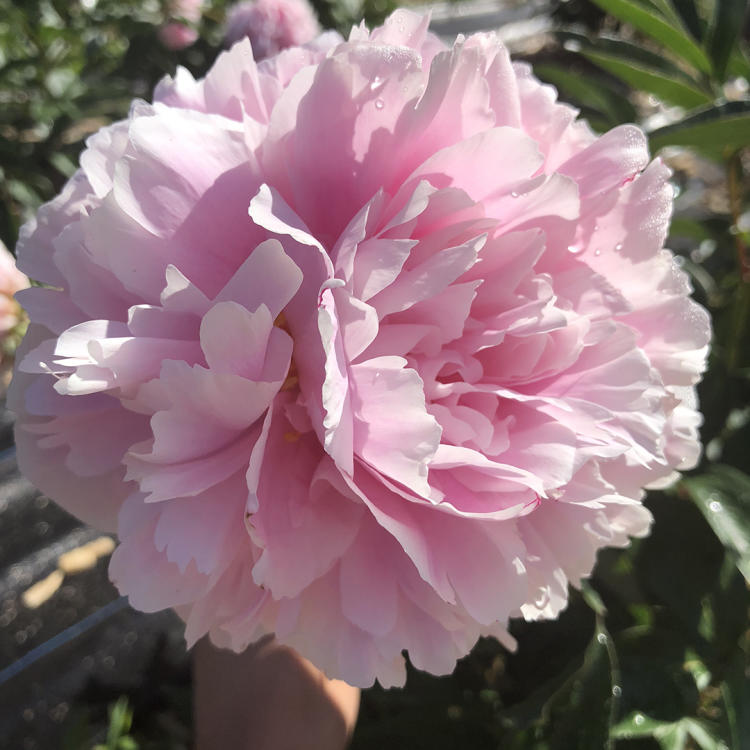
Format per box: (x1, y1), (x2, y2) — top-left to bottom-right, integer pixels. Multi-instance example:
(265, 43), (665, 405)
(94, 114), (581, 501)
(1, 0), (749, 748)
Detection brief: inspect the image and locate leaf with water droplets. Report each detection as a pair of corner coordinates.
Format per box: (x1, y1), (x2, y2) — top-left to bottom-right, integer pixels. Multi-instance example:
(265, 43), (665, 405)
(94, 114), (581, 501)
(682, 465), (750, 583)
(612, 710), (664, 738)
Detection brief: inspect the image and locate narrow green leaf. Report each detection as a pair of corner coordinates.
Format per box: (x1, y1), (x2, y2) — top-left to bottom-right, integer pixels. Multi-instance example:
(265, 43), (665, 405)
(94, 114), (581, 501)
(722, 650), (750, 750)
(648, 101), (750, 157)
(671, 0), (705, 41)
(707, 0), (748, 81)
(682, 465), (750, 582)
(727, 46), (750, 80)
(105, 697), (133, 749)
(556, 31), (713, 107)
(589, 0), (713, 73)
(558, 30), (700, 77)
(582, 48), (713, 108)
(643, 0), (689, 30)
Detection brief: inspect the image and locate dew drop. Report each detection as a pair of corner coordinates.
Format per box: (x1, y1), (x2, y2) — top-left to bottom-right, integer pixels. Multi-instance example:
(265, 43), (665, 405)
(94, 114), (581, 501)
(709, 500), (723, 513)
(614, 243), (623, 252)
(612, 685), (622, 697)
(374, 98), (384, 110)
(510, 191), (519, 198)
(567, 244), (583, 254)
(594, 249), (601, 256)
(596, 633), (607, 645)
(634, 713), (645, 726)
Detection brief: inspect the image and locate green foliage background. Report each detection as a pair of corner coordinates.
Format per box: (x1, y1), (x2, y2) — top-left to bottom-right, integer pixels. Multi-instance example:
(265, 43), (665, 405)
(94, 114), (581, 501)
(1, 0), (749, 748)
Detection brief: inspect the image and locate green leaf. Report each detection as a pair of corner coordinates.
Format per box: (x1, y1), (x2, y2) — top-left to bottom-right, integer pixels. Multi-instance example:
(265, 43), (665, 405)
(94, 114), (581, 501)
(643, 0), (687, 28)
(588, 0), (713, 73)
(556, 31), (713, 108)
(671, 0), (705, 41)
(707, 0), (748, 81)
(612, 711), (671, 739)
(612, 714), (724, 750)
(647, 101), (750, 157)
(105, 697), (133, 749)
(682, 465), (750, 582)
(582, 48), (713, 108)
(727, 45), (750, 80)
(722, 649), (750, 750)
(559, 30), (700, 77)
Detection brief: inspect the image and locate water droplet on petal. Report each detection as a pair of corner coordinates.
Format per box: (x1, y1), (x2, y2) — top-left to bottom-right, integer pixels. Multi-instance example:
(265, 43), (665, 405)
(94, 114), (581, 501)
(614, 243), (623, 252)
(510, 191), (519, 198)
(594, 249), (601, 256)
(374, 98), (384, 110)
(567, 244), (583, 254)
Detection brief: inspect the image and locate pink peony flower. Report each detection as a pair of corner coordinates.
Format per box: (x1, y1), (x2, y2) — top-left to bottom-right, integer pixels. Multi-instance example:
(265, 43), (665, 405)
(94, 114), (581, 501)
(159, 0), (204, 50)
(11, 11), (709, 687)
(224, 0), (320, 59)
